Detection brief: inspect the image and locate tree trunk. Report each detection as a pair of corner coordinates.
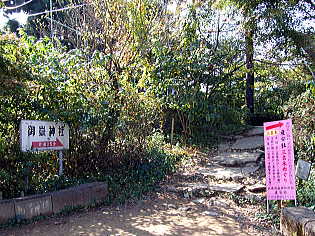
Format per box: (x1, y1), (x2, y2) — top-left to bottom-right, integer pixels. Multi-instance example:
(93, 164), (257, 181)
(245, 26), (255, 115)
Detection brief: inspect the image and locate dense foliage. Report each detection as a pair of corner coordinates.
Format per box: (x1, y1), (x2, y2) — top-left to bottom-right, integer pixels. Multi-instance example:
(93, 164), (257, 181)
(0, 0), (314, 206)
(285, 88), (315, 163)
(0, 31), (165, 198)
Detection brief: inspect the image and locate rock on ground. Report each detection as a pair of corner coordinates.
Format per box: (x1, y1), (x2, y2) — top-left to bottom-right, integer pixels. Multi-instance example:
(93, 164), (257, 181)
(212, 152), (262, 167)
(207, 183), (244, 193)
(231, 136), (264, 150)
(244, 127), (264, 137)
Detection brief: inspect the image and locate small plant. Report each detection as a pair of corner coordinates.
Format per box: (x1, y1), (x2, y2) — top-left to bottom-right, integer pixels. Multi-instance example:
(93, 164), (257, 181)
(228, 193), (260, 206)
(297, 170), (315, 207)
(58, 205), (85, 216)
(284, 90), (315, 163)
(255, 211), (280, 226)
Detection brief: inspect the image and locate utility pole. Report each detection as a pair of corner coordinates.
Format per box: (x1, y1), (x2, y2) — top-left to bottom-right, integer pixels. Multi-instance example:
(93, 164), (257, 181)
(50, 0), (53, 39)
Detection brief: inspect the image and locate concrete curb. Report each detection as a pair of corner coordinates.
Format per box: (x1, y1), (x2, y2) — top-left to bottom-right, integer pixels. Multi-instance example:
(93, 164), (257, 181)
(0, 199), (15, 224)
(0, 182), (108, 224)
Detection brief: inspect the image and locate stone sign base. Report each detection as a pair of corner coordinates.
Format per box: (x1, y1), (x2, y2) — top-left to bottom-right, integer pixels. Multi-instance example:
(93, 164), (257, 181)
(281, 207), (315, 236)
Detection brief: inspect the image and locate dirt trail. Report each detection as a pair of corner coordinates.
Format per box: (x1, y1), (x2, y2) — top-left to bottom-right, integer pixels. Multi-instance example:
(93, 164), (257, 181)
(0, 191), (271, 236)
(0, 127), (279, 236)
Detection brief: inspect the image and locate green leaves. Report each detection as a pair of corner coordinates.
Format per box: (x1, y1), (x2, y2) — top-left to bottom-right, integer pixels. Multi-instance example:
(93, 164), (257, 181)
(284, 90), (315, 163)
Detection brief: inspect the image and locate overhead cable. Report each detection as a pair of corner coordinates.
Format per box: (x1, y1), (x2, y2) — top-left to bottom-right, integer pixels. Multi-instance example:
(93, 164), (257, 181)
(254, 59), (305, 66)
(46, 16), (82, 35)
(28, 3), (92, 17)
(3, 0), (33, 10)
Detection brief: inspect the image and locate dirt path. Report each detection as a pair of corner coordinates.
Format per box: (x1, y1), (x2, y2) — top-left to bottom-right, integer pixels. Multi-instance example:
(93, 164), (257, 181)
(0, 191), (273, 236)
(0, 128), (280, 236)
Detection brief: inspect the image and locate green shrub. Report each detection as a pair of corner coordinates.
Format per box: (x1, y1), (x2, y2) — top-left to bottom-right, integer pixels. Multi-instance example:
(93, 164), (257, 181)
(297, 170), (315, 207)
(284, 90), (315, 162)
(0, 33), (164, 199)
(97, 146), (185, 204)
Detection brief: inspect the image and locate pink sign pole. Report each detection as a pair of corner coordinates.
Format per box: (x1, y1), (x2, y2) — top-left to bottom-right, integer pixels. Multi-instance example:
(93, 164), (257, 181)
(264, 119), (296, 205)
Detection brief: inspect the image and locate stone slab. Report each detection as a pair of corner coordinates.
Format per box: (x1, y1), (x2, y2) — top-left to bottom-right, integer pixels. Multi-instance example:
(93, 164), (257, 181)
(51, 182), (108, 214)
(15, 194), (52, 220)
(192, 198), (206, 204)
(241, 166), (260, 175)
(305, 221), (315, 236)
(0, 200), (15, 224)
(201, 210), (220, 217)
(231, 136), (264, 150)
(208, 183), (244, 193)
(198, 167), (244, 180)
(184, 183), (209, 191)
(213, 152), (262, 167)
(178, 183), (244, 194)
(198, 165), (260, 180)
(248, 184), (266, 193)
(211, 199), (229, 208)
(165, 185), (181, 193)
(218, 142), (231, 152)
(244, 126), (264, 137)
(281, 207), (315, 236)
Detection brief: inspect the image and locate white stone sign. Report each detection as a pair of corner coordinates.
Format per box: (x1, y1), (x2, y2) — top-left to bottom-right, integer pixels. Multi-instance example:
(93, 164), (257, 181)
(20, 120), (69, 152)
(296, 159), (312, 180)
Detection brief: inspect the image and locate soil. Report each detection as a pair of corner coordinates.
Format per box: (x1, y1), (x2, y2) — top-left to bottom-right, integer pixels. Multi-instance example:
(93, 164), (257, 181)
(0, 133), (282, 236)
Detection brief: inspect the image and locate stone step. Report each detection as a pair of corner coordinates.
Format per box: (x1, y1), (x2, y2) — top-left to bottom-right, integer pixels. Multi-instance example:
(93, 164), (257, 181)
(197, 165), (260, 181)
(212, 152), (263, 167)
(208, 183), (244, 193)
(164, 182), (244, 196)
(243, 126), (264, 137)
(230, 136), (264, 151)
(247, 184), (266, 193)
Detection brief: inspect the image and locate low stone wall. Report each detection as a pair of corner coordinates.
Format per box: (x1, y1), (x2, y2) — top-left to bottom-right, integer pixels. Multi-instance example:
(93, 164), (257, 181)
(0, 182), (108, 224)
(281, 207), (315, 236)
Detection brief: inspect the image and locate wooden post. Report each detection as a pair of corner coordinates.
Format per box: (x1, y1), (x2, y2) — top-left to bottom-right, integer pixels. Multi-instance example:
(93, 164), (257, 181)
(24, 175), (29, 194)
(279, 200), (283, 209)
(50, 0), (53, 39)
(171, 117), (175, 147)
(59, 151), (63, 176)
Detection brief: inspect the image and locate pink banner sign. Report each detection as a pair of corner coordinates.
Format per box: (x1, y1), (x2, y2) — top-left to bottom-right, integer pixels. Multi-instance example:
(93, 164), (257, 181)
(264, 119), (296, 200)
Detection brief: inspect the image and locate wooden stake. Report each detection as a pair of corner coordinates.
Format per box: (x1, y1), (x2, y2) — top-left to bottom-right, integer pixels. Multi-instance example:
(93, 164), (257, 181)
(59, 151), (63, 176)
(171, 117), (174, 147)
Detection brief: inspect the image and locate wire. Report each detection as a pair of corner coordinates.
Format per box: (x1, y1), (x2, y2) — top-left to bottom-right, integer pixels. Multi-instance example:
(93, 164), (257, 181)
(28, 3), (92, 17)
(254, 59), (305, 66)
(46, 16), (81, 35)
(3, 0), (33, 10)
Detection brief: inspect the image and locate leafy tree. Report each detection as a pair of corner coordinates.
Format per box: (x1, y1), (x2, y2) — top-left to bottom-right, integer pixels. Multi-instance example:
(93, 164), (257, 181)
(213, 0), (314, 118)
(3, 0), (85, 48)
(144, 3), (247, 141)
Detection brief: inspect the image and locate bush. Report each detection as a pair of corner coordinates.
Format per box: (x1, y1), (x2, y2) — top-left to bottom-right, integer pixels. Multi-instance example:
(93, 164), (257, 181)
(297, 170), (315, 207)
(284, 90), (315, 162)
(0, 33), (164, 199)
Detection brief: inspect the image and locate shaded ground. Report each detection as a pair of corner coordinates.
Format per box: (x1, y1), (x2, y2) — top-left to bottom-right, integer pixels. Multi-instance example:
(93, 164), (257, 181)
(0, 192), (272, 236)
(0, 127), (281, 236)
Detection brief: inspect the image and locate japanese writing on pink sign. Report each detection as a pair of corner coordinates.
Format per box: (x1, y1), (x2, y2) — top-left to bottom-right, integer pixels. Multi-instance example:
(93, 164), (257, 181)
(264, 119), (296, 200)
